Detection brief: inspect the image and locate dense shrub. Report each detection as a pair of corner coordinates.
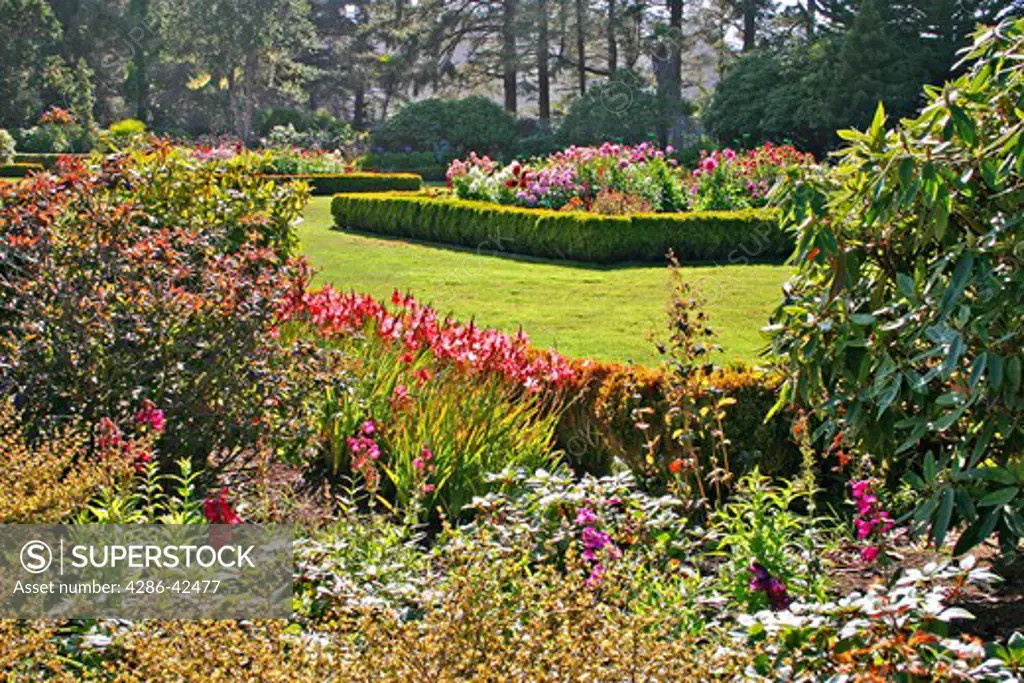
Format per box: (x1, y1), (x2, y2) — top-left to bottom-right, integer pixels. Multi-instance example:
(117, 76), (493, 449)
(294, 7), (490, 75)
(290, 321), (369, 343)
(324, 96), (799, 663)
(362, 150), (447, 181)
(768, 19), (1024, 555)
(557, 359), (796, 480)
(105, 118), (147, 148)
(0, 148), (314, 468)
(0, 129), (14, 164)
(370, 96), (518, 159)
(0, 162), (42, 178)
(331, 192), (789, 264)
(558, 69), (690, 146)
(256, 107), (358, 151)
(261, 172), (421, 195)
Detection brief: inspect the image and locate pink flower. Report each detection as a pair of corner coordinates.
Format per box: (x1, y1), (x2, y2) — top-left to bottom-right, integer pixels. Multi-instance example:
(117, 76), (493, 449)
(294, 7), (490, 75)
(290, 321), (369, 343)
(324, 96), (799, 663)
(701, 157), (718, 172)
(575, 507), (597, 526)
(421, 446), (433, 462)
(361, 420), (376, 437)
(423, 483), (435, 494)
(135, 400), (166, 433)
(855, 518), (874, 539)
(860, 545), (879, 563)
(413, 457), (425, 471)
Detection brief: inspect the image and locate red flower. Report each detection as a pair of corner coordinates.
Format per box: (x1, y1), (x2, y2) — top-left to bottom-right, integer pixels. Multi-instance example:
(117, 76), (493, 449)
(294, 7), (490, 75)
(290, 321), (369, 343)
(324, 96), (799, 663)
(204, 488), (242, 524)
(668, 459), (684, 474)
(135, 399), (166, 433)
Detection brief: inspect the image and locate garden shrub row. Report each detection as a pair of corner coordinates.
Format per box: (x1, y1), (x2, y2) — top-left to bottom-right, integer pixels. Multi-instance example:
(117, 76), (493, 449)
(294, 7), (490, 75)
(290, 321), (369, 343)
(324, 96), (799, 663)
(331, 193), (790, 263)
(14, 153), (88, 169)
(0, 162), (44, 178)
(555, 359), (799, 479)
(261, 172), (421, 195)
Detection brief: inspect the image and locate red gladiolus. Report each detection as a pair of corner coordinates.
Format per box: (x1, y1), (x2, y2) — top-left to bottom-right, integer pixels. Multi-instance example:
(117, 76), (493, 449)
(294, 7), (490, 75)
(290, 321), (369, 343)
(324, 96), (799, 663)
(204, 488), (242, 524)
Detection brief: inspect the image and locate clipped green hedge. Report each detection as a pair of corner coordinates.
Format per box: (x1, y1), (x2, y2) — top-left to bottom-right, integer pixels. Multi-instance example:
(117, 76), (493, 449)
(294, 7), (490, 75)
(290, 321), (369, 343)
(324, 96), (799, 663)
(260, 172), (422, 196)
(0, 162), (44, 178)
(14, 153), (88, 169)
(331, 193), (790, 263)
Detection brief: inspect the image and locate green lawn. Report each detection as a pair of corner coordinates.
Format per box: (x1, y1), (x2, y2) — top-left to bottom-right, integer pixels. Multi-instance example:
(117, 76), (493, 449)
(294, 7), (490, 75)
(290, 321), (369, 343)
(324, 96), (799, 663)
(297, 196), (794, 366)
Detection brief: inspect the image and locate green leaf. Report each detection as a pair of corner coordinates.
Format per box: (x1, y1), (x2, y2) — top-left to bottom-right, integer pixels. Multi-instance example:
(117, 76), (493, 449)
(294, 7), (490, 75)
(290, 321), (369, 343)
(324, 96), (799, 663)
(953, 507), (1001, 555)
(933, 488), (956, 548)
(870, 102), (887, 139)
(978, 487), (1018, 508)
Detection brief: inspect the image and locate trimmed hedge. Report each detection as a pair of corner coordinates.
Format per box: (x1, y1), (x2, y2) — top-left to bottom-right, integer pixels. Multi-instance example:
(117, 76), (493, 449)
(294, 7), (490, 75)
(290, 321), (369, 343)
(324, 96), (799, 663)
(0, 162), (44, 178)
(331, 193), (791, 264)
(14, 153), (88, 169)
(555, 359), (799, 479)
(260, 173), (422, 196)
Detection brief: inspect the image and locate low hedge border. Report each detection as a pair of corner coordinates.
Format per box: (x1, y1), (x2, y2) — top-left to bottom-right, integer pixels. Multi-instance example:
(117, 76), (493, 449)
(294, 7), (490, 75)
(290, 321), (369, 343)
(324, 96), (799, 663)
(555, 359), (799, 479)
(331, 192), (791, 264)
(261, 173), (422, 195)
(0, 162), (44, 178)
(14, 153), (89, 169)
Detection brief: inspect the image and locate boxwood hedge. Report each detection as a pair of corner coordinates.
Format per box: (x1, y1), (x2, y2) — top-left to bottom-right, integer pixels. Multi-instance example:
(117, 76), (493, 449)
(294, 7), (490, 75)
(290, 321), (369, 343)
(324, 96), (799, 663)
(0, 162), (44, 178)
(331, 193), (791, 264)
(261, 172), (421, 196)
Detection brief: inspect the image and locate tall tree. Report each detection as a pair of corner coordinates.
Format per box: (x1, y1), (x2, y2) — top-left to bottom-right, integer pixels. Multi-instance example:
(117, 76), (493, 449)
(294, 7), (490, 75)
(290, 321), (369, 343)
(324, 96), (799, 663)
(575, 0), (587, 94)
(0, 0), (62, 127)
(607, 0), (618, 74)
(162, 0), (316, 140)
(502, 0), (519, 112)
(536, 0), (552, 122)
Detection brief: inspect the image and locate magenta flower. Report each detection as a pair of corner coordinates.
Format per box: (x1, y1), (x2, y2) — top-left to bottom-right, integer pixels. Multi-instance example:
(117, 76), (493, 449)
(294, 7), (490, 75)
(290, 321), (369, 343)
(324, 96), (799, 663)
(575, 507), (597, 526)
(860, 545), (879, 562)
(748, 562), (791, 610)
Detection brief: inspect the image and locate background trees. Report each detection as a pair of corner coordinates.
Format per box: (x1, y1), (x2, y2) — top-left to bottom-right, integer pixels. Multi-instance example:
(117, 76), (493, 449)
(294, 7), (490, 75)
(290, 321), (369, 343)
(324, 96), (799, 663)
(0, 0), (1019, 150)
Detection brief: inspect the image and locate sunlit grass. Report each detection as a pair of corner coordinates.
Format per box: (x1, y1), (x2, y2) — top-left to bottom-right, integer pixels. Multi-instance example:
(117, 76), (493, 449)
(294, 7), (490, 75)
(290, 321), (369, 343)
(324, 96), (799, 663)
(297, 196), (793, 366)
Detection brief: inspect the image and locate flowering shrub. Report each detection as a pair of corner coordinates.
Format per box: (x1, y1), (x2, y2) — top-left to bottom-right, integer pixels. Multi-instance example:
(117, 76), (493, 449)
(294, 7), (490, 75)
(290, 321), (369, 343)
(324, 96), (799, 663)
(685, 143), (815, 211)
(0, 148), (316, 468)
(768, 19), (1024, 555)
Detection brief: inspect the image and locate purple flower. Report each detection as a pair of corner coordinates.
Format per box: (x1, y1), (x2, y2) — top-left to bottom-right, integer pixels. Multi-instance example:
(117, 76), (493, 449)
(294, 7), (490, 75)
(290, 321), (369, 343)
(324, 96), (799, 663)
(575, 507), (597, 526)
(582, 526), (611, 552)
(748, 562), (791, 610)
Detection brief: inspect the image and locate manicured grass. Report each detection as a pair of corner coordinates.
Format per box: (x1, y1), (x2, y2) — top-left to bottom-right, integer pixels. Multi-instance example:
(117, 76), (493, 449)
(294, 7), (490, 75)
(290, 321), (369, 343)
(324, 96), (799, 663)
(298, 196), (794, 366)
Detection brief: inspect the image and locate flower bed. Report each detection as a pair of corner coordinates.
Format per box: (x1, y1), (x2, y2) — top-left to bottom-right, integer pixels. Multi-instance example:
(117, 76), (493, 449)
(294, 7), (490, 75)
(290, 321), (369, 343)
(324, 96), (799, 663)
(331, 192), (789, 263)
(446, 142), (813, 213)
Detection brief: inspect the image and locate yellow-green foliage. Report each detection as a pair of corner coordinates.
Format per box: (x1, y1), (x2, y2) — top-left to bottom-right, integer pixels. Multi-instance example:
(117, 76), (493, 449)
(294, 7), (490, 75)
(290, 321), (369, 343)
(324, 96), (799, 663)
(263, 172), (422, 195)
(0, 401), (133, 524)
(557, 359), (797, 477)
(331, 192), (789, 263)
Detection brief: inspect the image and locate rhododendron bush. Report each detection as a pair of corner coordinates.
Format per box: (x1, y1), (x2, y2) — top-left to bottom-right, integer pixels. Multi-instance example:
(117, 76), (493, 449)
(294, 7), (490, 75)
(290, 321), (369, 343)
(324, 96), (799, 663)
(445, 142), (812, 213)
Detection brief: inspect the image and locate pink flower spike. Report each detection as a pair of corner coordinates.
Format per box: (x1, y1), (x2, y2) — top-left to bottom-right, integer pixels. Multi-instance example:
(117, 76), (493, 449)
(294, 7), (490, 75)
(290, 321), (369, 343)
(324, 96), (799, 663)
(860, 545), (879, 563)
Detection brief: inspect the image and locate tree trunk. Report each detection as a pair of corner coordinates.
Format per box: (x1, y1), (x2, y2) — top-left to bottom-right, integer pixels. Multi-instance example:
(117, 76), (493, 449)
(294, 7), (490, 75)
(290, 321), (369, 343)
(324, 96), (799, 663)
(129, 0), (150, 123)
(353, 81), (366, 130)
(607, 0), (617, 75)
(667, 0), (682, 102)
(240, 51), (258, 142)
(538, 0), (551, 123)
(806, 0), (816, 37)
(742, 0), (756, 51)
(575, 0), (586, 95)
(502, 0), (518, 113)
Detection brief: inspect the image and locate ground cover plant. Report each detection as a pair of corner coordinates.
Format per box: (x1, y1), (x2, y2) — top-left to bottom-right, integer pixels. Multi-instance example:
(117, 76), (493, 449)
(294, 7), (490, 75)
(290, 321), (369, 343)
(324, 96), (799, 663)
(1, 17), (1023, 682)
